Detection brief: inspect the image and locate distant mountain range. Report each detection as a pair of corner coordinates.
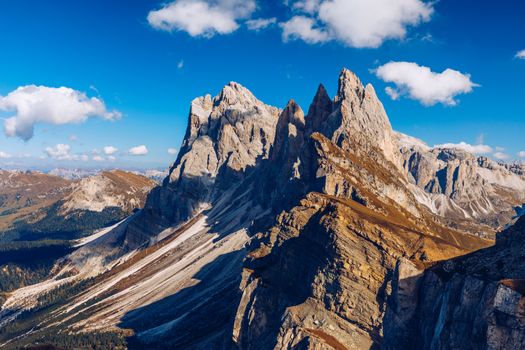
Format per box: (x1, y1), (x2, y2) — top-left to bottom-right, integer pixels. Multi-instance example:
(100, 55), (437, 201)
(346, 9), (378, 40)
(1, 69), (524, 349)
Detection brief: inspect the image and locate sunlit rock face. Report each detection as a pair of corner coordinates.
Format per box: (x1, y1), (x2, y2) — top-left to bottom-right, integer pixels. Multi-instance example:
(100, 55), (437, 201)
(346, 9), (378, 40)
(2, 69), (525, 350)
(122, 69), (521, 348)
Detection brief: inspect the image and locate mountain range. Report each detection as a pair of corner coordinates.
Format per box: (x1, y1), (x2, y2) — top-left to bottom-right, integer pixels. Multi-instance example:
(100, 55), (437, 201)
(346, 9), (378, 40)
(0, 69), (524, 349)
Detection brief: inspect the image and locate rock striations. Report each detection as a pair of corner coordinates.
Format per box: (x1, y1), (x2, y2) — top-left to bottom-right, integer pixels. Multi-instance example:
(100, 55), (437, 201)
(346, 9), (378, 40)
(397, 134), (525, 235)
(1, 69), (524, 350)
(384, 215), (525, 349)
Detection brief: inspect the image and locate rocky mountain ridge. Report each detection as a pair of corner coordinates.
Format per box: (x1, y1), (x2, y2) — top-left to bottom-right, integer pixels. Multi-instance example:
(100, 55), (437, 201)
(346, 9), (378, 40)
(0, 69), (523, 349)
(0, 170), (156, 240)
(397, 133), (525, 232)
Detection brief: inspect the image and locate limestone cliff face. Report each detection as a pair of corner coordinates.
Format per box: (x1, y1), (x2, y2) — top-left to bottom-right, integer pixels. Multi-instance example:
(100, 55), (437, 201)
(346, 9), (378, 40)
(307, 69), (401, 171)
(124, 82), (280, 247)
(384, 216), (525, 350)
(125, 69), (521, 349)
(397, 133), (525, 231)
(110, 69), (523, 348)
(230, 70), (492, 349)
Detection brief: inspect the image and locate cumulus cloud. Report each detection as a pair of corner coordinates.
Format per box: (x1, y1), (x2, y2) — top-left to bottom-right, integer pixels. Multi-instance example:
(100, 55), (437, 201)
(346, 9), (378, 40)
(129, 145), (148, 156)
(434, 142), (493, 155)
(168, 148), (178, 155)
(45, 144), (88, 161)
(147, 0), (255, 37)
(282, 0), (433, 48)
(516, 49), (525, 59)
(0, 151), (11, 159)
(518, 151), (525, 158)
(246, 17), (277, 31)
(375, 61), (478, 106)
(493, 152), (510, 160)
(103, 146), (118, 155)
(281, 16), (329, 44)
(93, 155), (105, 162)
(0, 85), (120, 141)
(45, 144), (73, 160)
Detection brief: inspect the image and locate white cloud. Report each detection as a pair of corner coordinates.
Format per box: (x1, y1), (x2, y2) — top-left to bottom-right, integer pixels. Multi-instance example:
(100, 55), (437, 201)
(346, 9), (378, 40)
(0, 151), (11, 159)
(147, 0), (255, 37)
(168, 148), (178, 155)
(44, 144), (90, 162)
(292, 0), (321, 13)
(69, 134), (78, 142)
(0, 85), (121, 141)
(493, 152), (510, 160)
(246, 17), (277, 31)
(45, 144), (72, 160)
(375, 61), (478, 106)
(434, 142), (493, 155)
(103, 146), (119, 155)
(384, 86), (401, 100)
(45, 144), (79, 161)
(516, 49), (525, 59)
(518, 151), (525, 158)
(281, 16), (329, 44)
(283, 0), (433, 48)
(107, 155), (117, 162)
(93, 155), (105, 162)
(177, 59), (184, 69)
(129, 145), (148, 156)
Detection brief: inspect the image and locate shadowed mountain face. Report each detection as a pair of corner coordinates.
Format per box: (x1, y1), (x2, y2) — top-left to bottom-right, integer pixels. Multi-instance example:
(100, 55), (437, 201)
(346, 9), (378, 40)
(384, 216), (525, 349)
(0, 69), (524, 349)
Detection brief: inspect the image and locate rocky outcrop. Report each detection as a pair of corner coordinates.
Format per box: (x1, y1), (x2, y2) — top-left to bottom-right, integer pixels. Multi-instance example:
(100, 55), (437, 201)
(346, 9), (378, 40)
(124, 82), (280, 246)
(61, 170), (156, 214)
(230, 70), (492, 349)
(397, 133), (525, 232)
(306, 69), (400, 171)
(384, 216), (525, 350)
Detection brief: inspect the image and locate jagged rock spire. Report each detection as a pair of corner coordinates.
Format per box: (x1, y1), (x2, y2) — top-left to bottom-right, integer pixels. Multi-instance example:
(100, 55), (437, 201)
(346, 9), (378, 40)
(306, 84), (333, 134)
(272, 99), (305, 162)
(335, 68), (365, 102)
(331, 68), (400, 167)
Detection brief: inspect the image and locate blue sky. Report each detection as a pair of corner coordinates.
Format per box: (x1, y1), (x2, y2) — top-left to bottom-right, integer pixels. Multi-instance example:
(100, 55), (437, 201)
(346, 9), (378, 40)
(0, 0), (524, 170)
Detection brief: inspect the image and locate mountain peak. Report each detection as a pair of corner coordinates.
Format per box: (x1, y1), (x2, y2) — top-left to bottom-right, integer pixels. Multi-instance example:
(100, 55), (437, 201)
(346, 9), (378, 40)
(337, 68), (364, 100)
(215, 81), (259, 108)
(306, 83), (333, 134)
(283, 99), (305, 127)
(328, 68), (401, 168)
